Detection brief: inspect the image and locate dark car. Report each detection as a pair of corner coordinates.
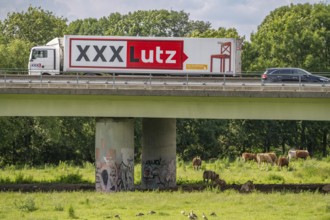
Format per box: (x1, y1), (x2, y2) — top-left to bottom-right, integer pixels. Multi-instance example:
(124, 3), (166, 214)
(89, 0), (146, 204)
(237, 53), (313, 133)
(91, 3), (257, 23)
(261, 68), (329, 83)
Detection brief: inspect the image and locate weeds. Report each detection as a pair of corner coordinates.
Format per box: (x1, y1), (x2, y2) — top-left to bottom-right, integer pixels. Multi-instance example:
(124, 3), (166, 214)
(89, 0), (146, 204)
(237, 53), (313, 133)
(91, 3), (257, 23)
(79, 198), (90, 206)
(14, 197), (37, 212)
(0, 176), (10, 183)
(267, 174), (285, 183)
(54, 203), (64, 211)
(0, 158), (329, 185)
(204, 185), (222, 193)
(68, 205), (77, 219)
(14, 172), (34, 183)
(1, 191), (328, 220)
(56, 172), (85, 183)
(326, 205), (330, 213)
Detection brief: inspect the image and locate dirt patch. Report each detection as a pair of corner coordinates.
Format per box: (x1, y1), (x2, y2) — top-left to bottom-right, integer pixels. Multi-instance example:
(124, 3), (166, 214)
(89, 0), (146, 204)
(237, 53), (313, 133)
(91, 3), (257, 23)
(0, 183), (328, 193)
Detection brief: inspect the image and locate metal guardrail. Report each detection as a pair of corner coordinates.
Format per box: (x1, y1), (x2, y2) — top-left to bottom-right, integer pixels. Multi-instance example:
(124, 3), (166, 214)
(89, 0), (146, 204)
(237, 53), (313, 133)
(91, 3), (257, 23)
(0, 72), (330, 92)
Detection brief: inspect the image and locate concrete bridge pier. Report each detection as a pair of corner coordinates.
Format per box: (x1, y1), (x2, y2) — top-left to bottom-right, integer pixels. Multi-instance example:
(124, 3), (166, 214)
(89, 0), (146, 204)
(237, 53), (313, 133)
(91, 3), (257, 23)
(95, 118), (134, 192)
(141, 118), (176, 189)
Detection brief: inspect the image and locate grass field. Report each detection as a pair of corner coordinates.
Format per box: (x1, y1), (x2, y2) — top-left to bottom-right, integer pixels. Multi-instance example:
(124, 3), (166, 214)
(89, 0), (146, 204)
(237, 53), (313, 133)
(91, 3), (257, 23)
(0, 158), (329, 219)
(1, 157), (329, 185)
(0, 190), (329, 220)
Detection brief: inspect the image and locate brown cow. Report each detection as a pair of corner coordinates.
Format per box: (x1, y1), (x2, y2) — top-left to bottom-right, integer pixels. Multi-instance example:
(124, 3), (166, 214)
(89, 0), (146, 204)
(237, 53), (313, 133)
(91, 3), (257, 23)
(241, 153), (257, 162)
(296, 150), (310, 160)
(277, 156), (289, 168)
(192, 156), (202, 170)
(214, 178), (226, 189)
(288, 149), (310, 161)
(203, 170), (219, 183)
(256, 153), (274, 166)
(266, 152), (277, 164)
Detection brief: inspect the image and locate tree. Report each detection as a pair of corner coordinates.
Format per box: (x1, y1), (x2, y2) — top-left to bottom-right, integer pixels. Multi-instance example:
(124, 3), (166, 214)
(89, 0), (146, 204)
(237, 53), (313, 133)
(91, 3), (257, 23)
(190, 27), (242, 39)
(187, 20), (212, 35)
(100, 10), (210, 37)
(109, 10), (192, 37)
(58, 118), (95, 164)
(0, 39), (33, 69)
(246, 3), (330, 72)
(177, 119), (229, 160)
(66, 10), (211, 38)
(66, 18), (104, 35)
(0, 6), (67, 69)
(2, 6), (67, 45)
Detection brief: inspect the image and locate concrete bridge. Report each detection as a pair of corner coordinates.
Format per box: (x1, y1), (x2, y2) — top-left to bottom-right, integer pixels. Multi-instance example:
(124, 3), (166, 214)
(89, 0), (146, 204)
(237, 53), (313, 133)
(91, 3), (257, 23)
(1, 81), (330, 191)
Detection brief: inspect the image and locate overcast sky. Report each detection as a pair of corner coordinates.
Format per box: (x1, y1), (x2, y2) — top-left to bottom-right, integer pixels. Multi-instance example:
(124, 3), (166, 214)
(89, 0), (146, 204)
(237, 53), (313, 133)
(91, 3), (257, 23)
(0, 0), (325, 40)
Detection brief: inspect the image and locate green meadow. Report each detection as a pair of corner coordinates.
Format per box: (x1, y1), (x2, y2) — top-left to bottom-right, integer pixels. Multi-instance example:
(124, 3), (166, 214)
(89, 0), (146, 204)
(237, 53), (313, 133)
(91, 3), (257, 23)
(0, 157), (329, 219)
(1, 157), (329, 185)
(0, 190), (329, 220)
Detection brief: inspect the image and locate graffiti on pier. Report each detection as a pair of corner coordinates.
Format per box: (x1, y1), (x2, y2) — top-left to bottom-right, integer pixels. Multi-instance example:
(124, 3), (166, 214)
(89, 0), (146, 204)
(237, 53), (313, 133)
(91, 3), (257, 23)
(142, 157), (176, 188)
(96, 148), (134, 192)
(119, 148), (134, 190)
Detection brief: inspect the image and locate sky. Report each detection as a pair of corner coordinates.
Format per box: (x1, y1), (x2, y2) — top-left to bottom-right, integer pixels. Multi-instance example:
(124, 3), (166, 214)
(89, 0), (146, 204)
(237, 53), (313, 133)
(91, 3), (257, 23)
(0, 0), (325, 40)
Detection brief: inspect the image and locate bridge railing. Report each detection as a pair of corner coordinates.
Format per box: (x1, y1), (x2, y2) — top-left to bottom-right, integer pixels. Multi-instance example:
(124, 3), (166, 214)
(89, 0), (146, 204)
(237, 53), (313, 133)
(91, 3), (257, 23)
(0, 71), (330, 92)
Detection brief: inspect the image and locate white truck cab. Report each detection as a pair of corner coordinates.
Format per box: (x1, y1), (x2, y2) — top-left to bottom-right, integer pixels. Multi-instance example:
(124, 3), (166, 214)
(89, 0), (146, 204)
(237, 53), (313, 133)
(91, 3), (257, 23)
(28, 38), (63, 75)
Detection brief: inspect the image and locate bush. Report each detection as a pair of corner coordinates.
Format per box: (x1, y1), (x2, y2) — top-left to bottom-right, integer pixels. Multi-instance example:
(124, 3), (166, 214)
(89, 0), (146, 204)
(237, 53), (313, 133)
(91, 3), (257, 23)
(267, 174), (285, 183)
(14, 172), (34, 183)
(56, 172), (84, 183)
(68, 205), (77, 218)
(0, 176), (11, 183)
(54, 203), (64, 211)
(14, 197), (37, 212)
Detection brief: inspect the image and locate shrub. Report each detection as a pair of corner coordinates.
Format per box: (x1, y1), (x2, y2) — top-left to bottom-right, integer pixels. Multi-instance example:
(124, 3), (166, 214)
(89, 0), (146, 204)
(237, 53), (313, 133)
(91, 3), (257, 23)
(56, 172), (84, 183)
(82, 162), (94, 169)
(204, 185), (222, 193)
(68, 205), (77, 218)
(14, 172), (34, 183)
(0, 176), (11, 184)
(267, 174), (285, 183)
(14, 197), (37, 212)
(54, 203), (64, 211)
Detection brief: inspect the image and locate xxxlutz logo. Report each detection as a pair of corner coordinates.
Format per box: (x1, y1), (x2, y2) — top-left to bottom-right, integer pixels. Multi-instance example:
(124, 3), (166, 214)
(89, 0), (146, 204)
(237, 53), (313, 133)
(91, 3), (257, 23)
(70, 38), (188, 70)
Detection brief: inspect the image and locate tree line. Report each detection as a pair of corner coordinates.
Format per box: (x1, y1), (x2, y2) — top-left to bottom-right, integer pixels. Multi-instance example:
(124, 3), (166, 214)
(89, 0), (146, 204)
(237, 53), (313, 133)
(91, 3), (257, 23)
(0, 3), (329, 166)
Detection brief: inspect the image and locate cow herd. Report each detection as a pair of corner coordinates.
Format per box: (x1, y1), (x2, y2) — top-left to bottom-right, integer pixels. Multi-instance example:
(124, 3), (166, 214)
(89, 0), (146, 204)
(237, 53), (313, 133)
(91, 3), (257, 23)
(241, 149), (310, 168)
(193, 149), (310, 189)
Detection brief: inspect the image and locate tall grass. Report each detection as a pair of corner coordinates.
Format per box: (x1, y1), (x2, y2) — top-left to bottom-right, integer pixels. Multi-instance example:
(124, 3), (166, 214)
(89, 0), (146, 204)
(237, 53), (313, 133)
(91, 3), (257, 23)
(0, 158), (329, 219)
(0, 157), (329, 184)
(0, 161), (95, 184)
(177, 157), (330, 184)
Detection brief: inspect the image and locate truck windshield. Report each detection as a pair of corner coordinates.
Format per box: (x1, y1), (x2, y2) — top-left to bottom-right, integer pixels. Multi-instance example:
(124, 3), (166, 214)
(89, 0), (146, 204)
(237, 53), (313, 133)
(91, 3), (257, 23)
(31, 49), (48, 59)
